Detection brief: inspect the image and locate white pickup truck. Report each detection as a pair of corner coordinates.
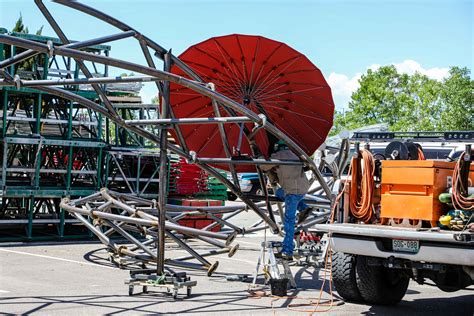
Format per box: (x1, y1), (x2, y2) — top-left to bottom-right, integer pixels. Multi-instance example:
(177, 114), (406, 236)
(315, 223), (473, 305)
(313, 131), (473, 305)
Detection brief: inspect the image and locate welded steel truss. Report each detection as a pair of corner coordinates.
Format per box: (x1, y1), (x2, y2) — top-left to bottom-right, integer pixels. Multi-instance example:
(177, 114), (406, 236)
(0, 0), (344, 274)
(60, 188), (335, 275)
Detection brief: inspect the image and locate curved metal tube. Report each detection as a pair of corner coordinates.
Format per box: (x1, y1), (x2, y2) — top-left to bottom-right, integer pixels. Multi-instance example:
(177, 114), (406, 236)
(0, 69), (279, 232)
(0, 33), (332, 199)
(49, 0), (203, 81)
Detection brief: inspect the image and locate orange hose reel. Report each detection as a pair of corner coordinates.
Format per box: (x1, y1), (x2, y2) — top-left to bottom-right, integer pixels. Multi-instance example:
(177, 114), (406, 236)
(349, 149), (375, 223)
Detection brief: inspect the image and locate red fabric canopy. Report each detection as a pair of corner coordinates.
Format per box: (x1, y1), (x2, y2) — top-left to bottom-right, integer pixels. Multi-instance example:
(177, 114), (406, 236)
(170, 34), (334, 172)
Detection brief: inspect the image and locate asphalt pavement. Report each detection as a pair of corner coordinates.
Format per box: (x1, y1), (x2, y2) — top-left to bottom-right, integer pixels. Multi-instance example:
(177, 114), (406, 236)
(0, 233), (472, 315)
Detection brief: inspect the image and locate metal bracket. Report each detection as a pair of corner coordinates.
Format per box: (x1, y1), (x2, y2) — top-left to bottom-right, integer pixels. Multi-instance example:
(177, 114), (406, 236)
(46, 40), (54, 57)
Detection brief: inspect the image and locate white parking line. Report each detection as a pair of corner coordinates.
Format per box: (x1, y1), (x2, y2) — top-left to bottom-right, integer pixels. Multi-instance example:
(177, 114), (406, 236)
(236, 238), (279, 247)
(214, 255), (256, 266)
(0, 248), (116, 270)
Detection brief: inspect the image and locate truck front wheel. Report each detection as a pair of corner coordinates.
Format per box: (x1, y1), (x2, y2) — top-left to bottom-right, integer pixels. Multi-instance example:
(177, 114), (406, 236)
(356, 255), (409, 305)
(331, 252), (363, 302)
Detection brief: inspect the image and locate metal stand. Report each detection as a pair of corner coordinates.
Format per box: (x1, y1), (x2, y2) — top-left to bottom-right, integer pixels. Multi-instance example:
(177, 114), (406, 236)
(251, 241), (296, 289)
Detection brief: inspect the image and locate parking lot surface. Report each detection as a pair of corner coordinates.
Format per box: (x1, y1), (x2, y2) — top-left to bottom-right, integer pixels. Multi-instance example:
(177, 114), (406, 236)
(0, 233), (473, 316)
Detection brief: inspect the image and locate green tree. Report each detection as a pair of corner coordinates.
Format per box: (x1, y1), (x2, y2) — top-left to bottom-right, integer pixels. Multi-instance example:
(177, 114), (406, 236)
(439, 67), (473, 130)
(12, 14), (43, 35)
(331, 66), (472, 135)
(11, 15), (45, 73)
(151, 95), (159, 104)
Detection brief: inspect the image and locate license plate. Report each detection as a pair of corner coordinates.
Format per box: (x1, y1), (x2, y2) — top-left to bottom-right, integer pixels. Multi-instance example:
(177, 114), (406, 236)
(392, 239), (419, 253)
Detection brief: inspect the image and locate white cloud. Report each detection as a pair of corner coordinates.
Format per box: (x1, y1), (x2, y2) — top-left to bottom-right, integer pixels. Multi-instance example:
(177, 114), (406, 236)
(369, 60), (450, 81)
(327, 72), (362, 110)
(328, 60), (450, 109)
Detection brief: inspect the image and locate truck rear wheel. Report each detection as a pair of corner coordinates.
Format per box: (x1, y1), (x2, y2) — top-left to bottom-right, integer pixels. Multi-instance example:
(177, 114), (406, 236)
(355, 256), (409, 305)
(332, 252), (363, 302)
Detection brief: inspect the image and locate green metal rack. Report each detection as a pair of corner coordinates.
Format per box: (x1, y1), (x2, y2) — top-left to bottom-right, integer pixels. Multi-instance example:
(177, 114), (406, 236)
(0, 28), (228, 242)
(0, 29), (109, 241)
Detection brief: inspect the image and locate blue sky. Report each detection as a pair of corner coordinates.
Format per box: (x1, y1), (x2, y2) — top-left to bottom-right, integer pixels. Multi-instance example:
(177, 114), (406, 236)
(1, 0), (472, 108)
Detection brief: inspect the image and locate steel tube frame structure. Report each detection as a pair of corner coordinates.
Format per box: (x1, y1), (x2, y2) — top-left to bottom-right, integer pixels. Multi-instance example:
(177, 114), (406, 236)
(61, 188), (331, 274)
(0, 0), (344, 274)
(0, 34), (316, 232)
(0, 22), (331, 198)
(60, 189), (238, 274)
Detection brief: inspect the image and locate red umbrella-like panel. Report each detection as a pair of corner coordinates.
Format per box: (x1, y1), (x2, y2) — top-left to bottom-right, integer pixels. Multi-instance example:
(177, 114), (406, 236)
(170, 34), (334, 172)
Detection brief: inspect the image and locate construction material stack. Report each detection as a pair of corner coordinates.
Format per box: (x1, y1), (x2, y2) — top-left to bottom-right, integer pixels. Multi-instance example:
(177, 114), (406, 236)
(0, 29), (109, 240)
(168, 157), (228, 232)
(169, 157), (208, 196)
(0, 29), (174, 240)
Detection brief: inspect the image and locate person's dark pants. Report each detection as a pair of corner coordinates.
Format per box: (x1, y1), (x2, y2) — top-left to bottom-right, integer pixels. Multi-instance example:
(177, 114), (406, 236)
(276, 188), (307, 256)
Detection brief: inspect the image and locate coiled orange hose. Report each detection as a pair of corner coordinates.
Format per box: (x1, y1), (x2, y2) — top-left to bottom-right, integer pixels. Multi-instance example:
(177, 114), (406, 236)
(452, 152), (474, 211)
(417, 147), (425, 160)
(349, 149), (375, 223)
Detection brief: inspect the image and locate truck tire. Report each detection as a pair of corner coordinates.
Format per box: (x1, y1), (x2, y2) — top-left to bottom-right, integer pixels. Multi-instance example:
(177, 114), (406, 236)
(332, 252), (363, 302)
(355, 255), (409, 305)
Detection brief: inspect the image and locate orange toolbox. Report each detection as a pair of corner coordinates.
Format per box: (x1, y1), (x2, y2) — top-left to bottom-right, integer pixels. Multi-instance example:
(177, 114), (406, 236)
(380, 160), (474, 226)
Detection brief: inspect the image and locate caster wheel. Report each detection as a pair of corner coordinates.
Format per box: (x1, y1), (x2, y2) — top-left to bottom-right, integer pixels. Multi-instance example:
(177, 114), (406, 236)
(207, 261), (219, 277)
(187, 287), (192, 297)
(128, 286), (134, 296)
(142, 286), (148, 294)
(228, 244), (240, 257)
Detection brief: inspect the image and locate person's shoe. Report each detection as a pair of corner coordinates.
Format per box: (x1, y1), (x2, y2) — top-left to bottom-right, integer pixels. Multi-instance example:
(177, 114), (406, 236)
(274, 251), (283, 258)
(275, 252), (293, 261)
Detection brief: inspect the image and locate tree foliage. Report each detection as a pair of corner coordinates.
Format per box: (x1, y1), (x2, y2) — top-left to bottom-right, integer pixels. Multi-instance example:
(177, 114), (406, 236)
(12, 14), (28, 33)
(439, 67), (473, 130)
(11, 15), (45, 73)
(331, 66), (473, 135)
(151, 95), (159, 104)
(12, 14), (43, 35)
